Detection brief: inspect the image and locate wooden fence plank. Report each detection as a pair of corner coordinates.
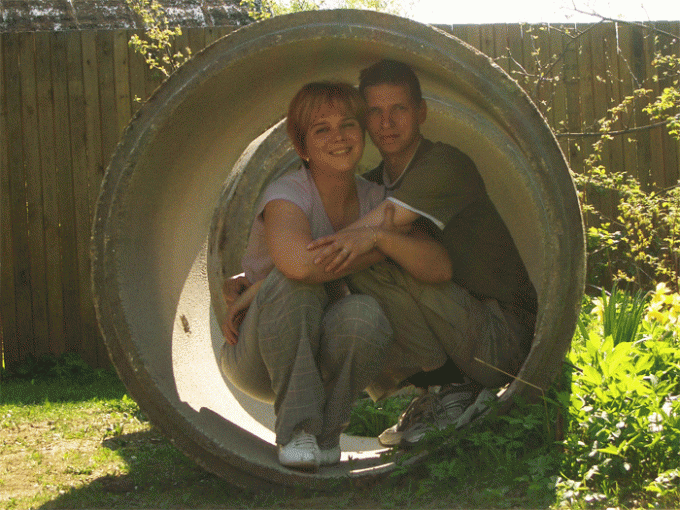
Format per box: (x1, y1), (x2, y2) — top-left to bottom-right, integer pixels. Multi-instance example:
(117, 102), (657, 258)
(562, 24), (582, 174)
(20, 32), (50, 358)
(465, 24), (482, 51)
(66, 31), (98, 367)
(81, 30), (108, 366)
(644, 23), (666, 189)
(587, 24), (613, 218)
(505, 23), (524, 86)
(534, 25), (553, 120)
(445, 24), (470, 46)
(0, 33), (18, 368)
(630, 25), (655, 188)
(35, 32), (66, 355)
(81, 30), (104, 208)
(657, 21), (679, 187)
(521, 25), (539, 110)
(127, 29), (147, 115)
(479, 24), (495, 65)
(3, 32), (33, 367)
(493, 24), (510, 73)
(549, 25), (568, 157)
(605, 23), (625, 180)
(113, 30), (132, 138)
(97, 31), (121, 174)
(51, 30), (82, 356)
(617, 25), (642, 183)
(667, 22), (680, 186)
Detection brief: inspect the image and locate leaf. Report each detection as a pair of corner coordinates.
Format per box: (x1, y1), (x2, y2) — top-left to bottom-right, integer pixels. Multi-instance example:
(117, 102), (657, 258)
(597, 444), (622, 456)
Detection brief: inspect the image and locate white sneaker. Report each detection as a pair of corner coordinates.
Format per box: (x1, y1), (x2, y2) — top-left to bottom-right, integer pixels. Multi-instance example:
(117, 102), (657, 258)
(278, 430), (320, 471)
(319, 445), (341, 466)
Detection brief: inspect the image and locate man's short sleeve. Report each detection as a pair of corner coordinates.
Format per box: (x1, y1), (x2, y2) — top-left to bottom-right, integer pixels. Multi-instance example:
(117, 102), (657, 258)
(390, 142), (485, 229)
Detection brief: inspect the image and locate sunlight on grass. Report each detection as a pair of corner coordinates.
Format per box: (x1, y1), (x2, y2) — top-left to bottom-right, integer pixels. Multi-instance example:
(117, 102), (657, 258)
(1, 289), (679, 509)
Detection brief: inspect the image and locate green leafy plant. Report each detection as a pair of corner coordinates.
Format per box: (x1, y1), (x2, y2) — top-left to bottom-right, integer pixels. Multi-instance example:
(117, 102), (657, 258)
(126, 0), (192, 78)
(591, 283), (649, 346)
(559, 290), (680, 507)
(346, 394), (412, 436)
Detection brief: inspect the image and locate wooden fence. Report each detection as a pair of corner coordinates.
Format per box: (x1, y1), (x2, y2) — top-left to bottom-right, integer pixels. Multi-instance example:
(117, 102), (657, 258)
(1, 22), (679, 370)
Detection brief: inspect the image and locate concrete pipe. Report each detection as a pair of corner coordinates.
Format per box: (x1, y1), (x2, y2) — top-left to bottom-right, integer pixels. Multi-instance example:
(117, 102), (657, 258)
(91, 9), (585, 490)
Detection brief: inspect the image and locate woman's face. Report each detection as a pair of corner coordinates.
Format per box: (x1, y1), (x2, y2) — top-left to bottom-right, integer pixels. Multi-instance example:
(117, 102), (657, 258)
(301, 101), (364, 177)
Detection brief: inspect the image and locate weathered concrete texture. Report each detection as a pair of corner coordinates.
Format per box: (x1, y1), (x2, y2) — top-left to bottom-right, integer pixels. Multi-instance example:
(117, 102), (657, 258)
(91, 9), (585, 490)
(0, 0), (250, 32)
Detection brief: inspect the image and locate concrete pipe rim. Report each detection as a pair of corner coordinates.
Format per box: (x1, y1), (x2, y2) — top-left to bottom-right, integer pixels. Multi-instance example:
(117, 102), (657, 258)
(91, 9), (585, 490)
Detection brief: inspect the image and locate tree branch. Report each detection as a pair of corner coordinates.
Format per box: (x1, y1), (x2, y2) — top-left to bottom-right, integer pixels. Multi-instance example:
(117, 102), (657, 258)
(555, 119), (673, 138)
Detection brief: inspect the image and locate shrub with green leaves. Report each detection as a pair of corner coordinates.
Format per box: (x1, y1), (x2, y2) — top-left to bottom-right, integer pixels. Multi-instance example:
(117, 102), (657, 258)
(558, 286), (680, 507)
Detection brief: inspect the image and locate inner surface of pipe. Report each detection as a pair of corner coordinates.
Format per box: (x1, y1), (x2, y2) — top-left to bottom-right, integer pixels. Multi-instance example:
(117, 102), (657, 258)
(92, 9), (585, 490)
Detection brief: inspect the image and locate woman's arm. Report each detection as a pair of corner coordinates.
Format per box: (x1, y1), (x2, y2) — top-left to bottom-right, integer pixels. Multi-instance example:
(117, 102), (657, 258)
(310, 203), (452, 283)
(264, 199), (385, 283)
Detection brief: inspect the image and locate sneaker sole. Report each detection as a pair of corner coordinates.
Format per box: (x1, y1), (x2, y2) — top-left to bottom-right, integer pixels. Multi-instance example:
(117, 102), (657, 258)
(378, 429), (403, 447)
(279, 458), (320, 472)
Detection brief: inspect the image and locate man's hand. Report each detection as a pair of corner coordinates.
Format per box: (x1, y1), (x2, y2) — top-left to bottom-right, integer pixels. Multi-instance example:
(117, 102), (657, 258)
(308, 203), (404, 273)
(221, 273), (251, 346)
(221, 278), (263, 346)
(222, 273), (250, 308)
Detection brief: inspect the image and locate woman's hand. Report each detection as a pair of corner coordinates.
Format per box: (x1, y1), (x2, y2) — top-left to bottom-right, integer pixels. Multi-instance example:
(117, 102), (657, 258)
(222, 278), (262, 346)
(308, 226), (378, 273)
(308, 203), (400, 273)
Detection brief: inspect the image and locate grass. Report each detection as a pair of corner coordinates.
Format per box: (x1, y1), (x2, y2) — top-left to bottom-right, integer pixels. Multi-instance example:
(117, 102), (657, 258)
(2, 286), (680, 509)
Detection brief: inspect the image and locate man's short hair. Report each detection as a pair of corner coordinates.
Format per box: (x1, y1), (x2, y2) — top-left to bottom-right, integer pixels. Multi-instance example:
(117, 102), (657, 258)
(359, 59), (423, 104)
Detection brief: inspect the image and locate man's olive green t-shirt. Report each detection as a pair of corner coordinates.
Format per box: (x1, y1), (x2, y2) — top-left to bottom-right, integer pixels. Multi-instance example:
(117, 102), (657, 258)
(363, 139), (537, 323)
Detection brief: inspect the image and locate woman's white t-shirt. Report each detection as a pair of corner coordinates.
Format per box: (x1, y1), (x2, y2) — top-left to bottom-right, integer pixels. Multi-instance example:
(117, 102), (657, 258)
(241, 166), (385, 283)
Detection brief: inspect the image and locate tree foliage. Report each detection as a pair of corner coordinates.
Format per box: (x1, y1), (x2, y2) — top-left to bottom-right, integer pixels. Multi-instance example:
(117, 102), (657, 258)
(126, 0), (192, 77)
(239, 0), (413, 20)
(567, 30), (680, 293)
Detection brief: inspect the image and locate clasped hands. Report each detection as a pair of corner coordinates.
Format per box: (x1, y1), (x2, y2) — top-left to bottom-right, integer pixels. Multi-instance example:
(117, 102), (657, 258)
(307, 202), (400, 274)
(221, 203), (401, 345)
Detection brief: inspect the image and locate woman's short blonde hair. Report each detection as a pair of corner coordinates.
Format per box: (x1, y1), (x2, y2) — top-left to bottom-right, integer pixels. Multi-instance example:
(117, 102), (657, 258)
(287, 82), (366, 160)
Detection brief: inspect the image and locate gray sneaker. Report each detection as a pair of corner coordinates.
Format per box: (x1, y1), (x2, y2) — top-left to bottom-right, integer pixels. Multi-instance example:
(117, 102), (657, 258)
(378, 388), (432, 447)
(400, 379), (481, 448)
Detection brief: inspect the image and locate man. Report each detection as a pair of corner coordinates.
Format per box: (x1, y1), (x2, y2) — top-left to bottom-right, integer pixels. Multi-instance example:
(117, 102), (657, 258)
(309, 60), (537, 447)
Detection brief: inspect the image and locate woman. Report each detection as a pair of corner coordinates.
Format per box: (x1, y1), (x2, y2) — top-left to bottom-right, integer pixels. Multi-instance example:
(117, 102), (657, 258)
(220, 82), (451, 471)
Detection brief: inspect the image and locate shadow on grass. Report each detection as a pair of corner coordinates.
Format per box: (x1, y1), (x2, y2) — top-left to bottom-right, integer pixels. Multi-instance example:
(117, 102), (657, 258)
(37, 428), (275, 509)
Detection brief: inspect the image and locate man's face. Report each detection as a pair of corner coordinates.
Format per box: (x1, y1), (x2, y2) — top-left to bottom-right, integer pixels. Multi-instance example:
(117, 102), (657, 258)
(363, 83), (426, 158)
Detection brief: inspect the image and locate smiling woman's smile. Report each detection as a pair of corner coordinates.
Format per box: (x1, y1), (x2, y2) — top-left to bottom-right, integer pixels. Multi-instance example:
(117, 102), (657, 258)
(302, 102), (365, 176)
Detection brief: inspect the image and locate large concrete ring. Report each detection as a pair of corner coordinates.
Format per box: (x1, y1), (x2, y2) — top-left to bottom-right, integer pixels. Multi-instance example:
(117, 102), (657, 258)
(91, 9), (585, 490)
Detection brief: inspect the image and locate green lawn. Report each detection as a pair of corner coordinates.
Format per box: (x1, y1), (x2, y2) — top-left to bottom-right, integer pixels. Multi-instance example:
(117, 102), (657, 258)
(1, 286), (679, 509)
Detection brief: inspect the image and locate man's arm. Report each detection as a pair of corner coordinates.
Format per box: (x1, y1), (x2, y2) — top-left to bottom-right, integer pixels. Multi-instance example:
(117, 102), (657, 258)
(308, 201), (452, 283)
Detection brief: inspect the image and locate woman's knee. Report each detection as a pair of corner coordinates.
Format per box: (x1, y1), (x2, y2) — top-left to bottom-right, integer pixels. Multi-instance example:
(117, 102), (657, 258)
(323, 295), (393, 354)
(257, 268), (328, 308)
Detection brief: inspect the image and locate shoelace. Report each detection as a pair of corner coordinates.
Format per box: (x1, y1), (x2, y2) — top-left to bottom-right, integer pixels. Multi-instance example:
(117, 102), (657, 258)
(396, 392), (439, 431)
(288, 431), (318, 449)
(439, 384), (477, 419)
